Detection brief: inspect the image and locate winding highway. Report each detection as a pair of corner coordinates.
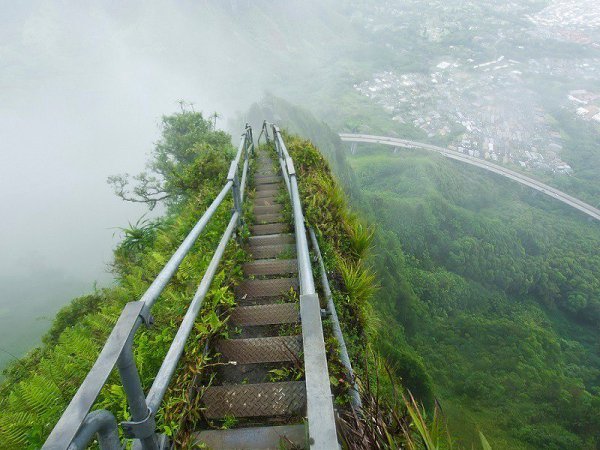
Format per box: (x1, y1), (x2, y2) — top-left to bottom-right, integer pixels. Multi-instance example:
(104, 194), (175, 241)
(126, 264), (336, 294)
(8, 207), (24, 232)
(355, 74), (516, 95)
(339, 133), (600, 223)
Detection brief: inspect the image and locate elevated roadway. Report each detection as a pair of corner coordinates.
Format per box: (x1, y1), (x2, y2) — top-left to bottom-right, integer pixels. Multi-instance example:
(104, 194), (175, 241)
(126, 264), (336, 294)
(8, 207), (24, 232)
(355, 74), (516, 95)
(339, 133), (600, 223)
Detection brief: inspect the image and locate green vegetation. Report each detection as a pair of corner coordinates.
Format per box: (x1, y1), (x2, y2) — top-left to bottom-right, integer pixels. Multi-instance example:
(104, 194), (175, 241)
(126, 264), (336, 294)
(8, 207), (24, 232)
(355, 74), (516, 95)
(350, 148), (600, 449)
(0, 109), (245, 448)
(283, 133), (453, 449)
(256, 98), (600, 449)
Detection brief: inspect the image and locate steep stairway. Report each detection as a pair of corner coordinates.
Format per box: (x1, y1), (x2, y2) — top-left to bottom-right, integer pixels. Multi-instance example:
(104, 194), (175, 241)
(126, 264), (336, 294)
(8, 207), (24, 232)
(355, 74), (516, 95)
(194, 148), (307, 449)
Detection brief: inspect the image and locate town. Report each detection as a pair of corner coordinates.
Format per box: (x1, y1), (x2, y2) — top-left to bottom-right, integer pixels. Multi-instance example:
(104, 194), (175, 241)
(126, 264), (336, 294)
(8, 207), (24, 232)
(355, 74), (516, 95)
(351, 0), (600, 175)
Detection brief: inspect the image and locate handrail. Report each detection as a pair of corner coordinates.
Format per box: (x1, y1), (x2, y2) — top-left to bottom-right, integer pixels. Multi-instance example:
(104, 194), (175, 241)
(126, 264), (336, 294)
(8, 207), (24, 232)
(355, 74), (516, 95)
(270, 123), (339, 449)
(308, 227), (362, 410)
(43, 127), (254, 450)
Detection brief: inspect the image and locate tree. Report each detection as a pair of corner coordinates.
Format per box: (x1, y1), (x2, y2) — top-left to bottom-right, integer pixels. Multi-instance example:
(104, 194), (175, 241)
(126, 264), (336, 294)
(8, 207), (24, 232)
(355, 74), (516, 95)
(108, 106), (232, 209)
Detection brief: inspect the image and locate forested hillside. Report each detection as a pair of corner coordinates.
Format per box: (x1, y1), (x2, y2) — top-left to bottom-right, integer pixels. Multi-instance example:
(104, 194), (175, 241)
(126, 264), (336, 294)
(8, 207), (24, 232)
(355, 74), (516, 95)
(246, 97), (600, 450)
(352, 149), (600, 449)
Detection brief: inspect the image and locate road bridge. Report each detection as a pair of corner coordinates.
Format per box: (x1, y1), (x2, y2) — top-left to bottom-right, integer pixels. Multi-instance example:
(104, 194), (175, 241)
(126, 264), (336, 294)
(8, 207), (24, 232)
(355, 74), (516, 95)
(339, 133), (600, 223)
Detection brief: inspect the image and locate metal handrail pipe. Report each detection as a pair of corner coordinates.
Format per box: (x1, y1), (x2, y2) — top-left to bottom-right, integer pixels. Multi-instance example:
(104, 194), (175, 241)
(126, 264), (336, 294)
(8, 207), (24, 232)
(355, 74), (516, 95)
(43, 302), (145, 449)
(233, 133), (247, 168)
(240, 138), (253, 205)
(67, 410), (120, 450)
(139, 180), (233, 313)
(271, 125), (338, 448)
(308, 228), (362, 410)
(146, 211), (240, 411)
(272, 126), (314, 294)
(289, 175), (315, 295)
(277, 144), (292, 196)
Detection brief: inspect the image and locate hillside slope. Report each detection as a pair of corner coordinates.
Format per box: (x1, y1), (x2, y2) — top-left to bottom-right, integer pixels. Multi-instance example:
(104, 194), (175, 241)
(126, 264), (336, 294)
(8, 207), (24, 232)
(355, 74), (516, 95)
(248, 97), (600, 449)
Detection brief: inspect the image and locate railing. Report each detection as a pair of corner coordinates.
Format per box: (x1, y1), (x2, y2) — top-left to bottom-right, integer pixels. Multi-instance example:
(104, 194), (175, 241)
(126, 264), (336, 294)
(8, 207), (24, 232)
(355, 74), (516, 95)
(43, 126), (254, 450)
(308, 227), (362, 410)
(266, 122), (340, 449)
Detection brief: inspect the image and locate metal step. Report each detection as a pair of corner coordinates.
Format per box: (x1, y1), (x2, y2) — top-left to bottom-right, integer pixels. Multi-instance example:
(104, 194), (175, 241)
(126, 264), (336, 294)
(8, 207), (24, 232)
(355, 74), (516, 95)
(248, 243), (295, 259)
(216, 336), (302, 364)
(256, 182), (279, 191)
(202, 381), (306, 419)
(243, 259), (298, 276)
(254, 204), (283, 215)
(255, 189), (279, 198)
(249, 233), (294, 246)
(256, 170), (278, 177)
(229, 303), (299, 326)
(236, 277), (298, 298)
(254, 198), (280, 207)
(255, 214), (284, 225)
(255, 182), (281, 190)
(255, 176), (281, 185)
(194, 424), (306, 450)
(250, 223), (289, 236)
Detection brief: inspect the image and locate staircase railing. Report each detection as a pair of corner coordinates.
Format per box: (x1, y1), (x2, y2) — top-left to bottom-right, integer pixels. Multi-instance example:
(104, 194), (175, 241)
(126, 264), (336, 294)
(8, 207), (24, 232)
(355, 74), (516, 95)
(43, 126), (254, 450)
(308, 227), (362, 410)
(265, 122), (340, 449)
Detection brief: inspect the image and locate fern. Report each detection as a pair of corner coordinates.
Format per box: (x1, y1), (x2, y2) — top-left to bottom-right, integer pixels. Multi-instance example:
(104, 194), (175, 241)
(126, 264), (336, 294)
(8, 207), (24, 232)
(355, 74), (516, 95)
(0, 411), (34, 448)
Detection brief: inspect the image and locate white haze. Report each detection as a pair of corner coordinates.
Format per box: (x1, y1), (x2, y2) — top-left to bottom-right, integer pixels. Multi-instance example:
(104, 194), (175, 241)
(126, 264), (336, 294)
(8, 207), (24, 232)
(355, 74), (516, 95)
(0, 0), (343, 365)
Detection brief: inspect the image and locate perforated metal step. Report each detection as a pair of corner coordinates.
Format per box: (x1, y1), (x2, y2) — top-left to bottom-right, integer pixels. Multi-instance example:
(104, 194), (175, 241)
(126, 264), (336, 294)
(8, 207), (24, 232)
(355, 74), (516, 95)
(243, 259), (298, 276)
(194, 424), (306, 450)
(254, 204), (283, 215)
(249, 233), (294, 246)
(236, 277), (298, 298)
(202, 381), (306, 419)
(229, 303), (299, 326)
(217, 335), (302, 364)
(249, 243), (295, 259)
(255, 213), (285, 225)
(250, 223), (289, 236)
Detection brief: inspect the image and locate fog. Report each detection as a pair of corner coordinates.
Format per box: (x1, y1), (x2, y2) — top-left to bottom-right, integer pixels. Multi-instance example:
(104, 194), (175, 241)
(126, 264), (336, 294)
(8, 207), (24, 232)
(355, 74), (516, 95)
(0, 1), (343, 366)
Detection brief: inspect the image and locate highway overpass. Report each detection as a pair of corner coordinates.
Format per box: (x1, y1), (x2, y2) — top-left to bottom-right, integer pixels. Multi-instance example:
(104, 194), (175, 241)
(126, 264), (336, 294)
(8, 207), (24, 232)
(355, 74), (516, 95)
(339, 133), (600, 223)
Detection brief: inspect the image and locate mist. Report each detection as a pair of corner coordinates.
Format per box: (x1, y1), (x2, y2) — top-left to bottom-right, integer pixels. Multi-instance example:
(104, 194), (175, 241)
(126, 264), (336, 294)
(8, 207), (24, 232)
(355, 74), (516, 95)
(0, 1), (345, 367)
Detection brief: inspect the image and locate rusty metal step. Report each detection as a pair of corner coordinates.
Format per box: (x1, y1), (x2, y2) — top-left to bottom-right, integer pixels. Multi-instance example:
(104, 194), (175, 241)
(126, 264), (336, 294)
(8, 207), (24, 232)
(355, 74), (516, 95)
(229, 303), (299, 326)
(248, 243), (295, 259)
(254, 204), (283, 215)
(194, 424), (306, 449)
(202, 381), (306, 419)
(243, 259), (298, 276)
(249, 233), (294, 246)
(217, 336), (302, 364)
(250, 223), (289, 236)
(236, 277), (298, 298)
(255, 213), (284, 225)
(256, 189), (279, 198)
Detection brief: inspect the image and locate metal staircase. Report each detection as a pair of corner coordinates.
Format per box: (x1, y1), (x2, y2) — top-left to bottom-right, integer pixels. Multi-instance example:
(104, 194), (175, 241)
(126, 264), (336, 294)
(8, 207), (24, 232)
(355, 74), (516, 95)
(42, 122), (357, 450)
(194, 144), (307, 448)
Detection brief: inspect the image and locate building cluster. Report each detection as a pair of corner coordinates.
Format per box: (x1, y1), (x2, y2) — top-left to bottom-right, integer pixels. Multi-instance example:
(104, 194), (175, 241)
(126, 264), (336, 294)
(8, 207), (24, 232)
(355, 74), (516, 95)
(355, 59), (573, 174)
(527, 0), (600, 47)
(349, 0), (600, 176)
(568, 90), (600, 124)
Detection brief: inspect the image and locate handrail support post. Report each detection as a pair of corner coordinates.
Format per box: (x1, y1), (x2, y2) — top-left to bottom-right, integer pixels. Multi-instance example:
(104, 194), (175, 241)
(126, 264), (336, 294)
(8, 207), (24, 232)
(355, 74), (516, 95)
(117, 336), (159, 450)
